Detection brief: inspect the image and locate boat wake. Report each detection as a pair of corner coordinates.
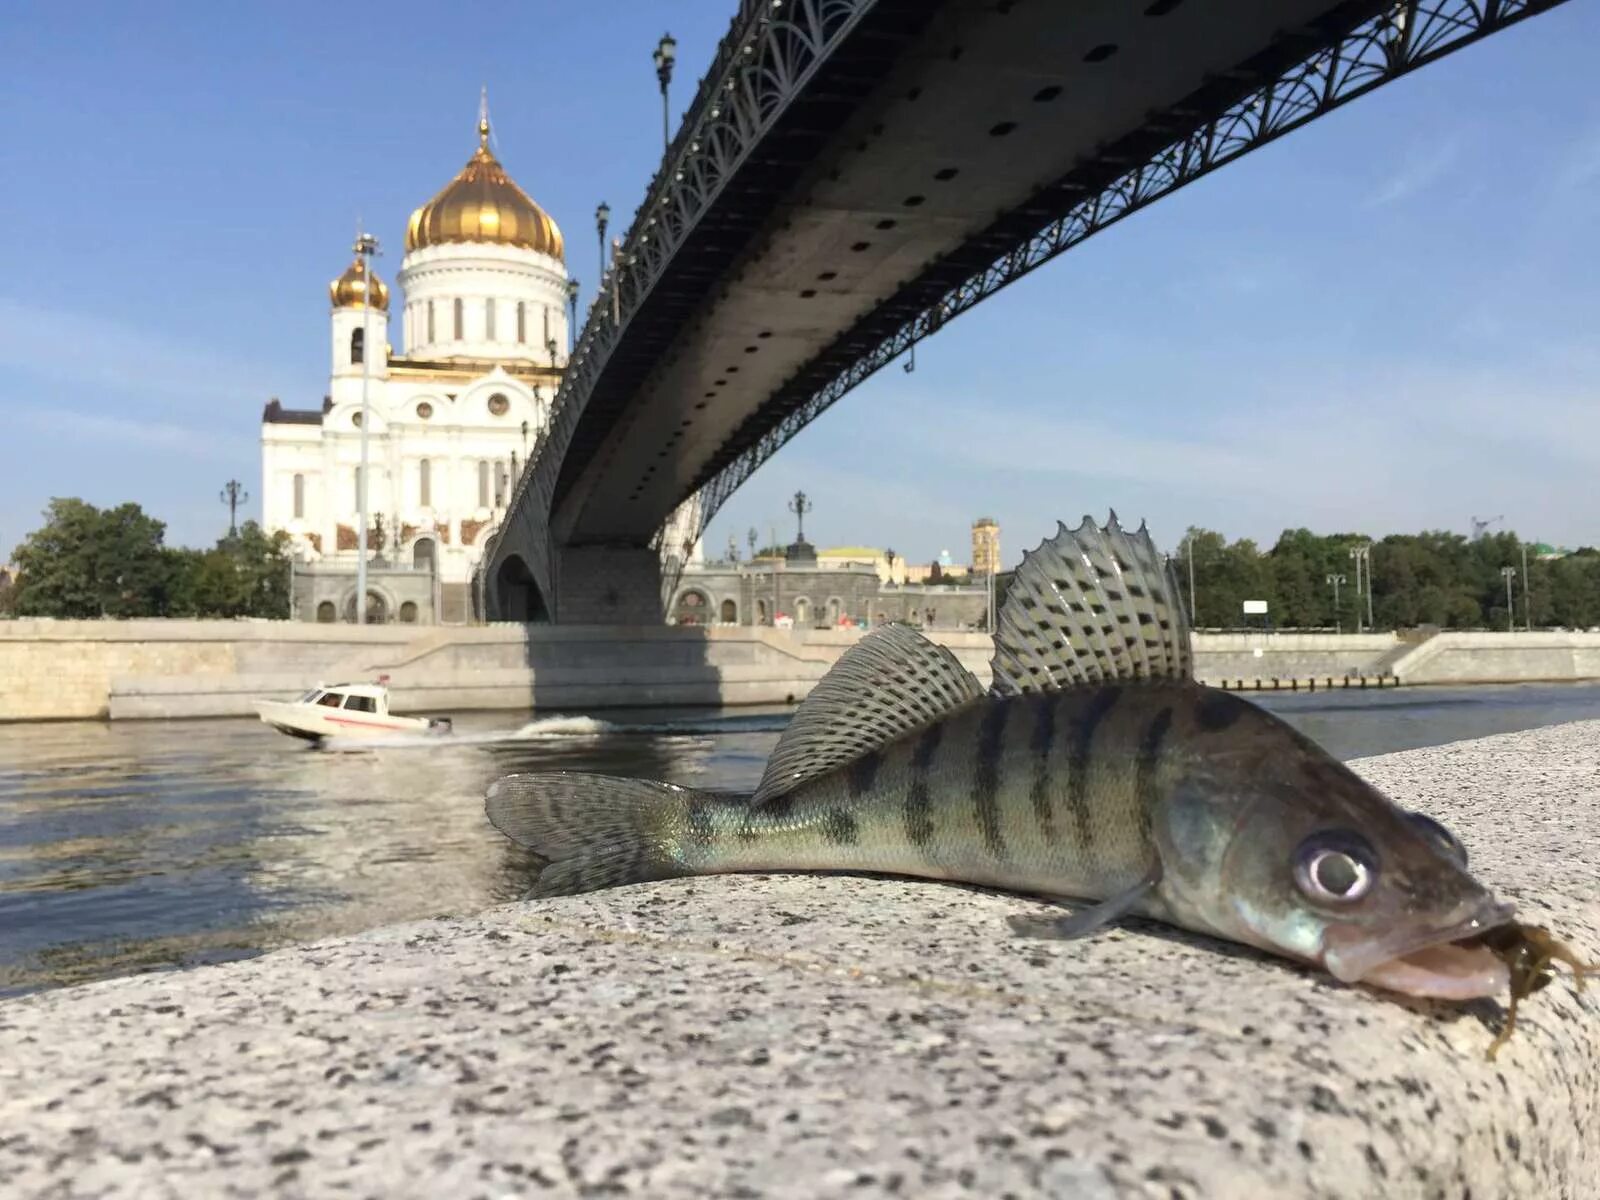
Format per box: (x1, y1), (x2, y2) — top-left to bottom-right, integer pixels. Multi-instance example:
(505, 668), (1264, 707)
(318, 714), (617, 752)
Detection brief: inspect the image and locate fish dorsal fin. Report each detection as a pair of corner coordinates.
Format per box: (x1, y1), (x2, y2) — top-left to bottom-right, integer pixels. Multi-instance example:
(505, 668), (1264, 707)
(752, 623), (983, 806)
(990, 513), (1191, 695)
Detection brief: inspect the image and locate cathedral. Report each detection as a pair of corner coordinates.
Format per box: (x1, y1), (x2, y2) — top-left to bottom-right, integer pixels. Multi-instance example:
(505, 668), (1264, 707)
(261, 106), (571, 623)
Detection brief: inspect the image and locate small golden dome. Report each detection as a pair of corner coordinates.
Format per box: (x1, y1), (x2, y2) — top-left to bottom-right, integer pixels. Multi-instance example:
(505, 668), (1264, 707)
(329, 258), (389, 311)
(406, 111), (564, 259)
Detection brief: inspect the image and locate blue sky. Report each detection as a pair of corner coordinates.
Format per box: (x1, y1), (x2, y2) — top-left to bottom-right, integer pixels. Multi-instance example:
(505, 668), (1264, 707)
(3, 2), (1598, 567)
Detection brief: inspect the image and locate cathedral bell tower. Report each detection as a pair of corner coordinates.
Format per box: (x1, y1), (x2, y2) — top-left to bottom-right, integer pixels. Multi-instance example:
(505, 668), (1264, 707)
(328, 257), (391, 394)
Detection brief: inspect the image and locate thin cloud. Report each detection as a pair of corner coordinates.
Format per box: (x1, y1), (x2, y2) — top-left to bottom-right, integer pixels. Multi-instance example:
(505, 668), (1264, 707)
(1364, 136), (1463, 208)
(14, 407), (249, 461)
(0, 298), (287, 409)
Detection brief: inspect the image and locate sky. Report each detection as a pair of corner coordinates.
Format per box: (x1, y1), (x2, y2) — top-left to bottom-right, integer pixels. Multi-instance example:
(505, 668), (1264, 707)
(3, 1), (1598, 568)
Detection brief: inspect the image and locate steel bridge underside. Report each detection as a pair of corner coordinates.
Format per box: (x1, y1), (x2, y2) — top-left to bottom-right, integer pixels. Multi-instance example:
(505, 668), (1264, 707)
(493, 0), (1566, 621)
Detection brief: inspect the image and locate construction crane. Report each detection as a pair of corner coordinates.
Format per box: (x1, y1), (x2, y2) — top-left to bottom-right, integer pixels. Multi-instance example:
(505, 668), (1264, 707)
(1470, 514), (1503, 540)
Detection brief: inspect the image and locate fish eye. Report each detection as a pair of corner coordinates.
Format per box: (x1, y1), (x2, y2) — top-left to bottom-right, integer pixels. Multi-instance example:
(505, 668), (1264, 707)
(1293, 832), (1378, 905)
(1406, 810), (1467, 867)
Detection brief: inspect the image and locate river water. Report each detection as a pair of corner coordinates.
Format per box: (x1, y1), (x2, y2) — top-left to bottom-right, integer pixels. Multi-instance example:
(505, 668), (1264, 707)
(3, 682), (1599, 999)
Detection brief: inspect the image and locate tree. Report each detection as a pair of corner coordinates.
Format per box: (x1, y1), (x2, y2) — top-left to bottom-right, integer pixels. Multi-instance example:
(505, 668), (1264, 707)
(169, 522), (292, 619)
(11, 499), (175, 618)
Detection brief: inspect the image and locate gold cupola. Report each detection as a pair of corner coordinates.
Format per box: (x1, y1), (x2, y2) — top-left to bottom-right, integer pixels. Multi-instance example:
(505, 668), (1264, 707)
(405, 108), (564, 259)
(328, 258), (390, 311)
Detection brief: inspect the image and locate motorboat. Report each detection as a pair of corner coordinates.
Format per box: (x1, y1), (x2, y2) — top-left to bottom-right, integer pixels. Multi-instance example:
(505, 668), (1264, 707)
(255, 680), (452, 743)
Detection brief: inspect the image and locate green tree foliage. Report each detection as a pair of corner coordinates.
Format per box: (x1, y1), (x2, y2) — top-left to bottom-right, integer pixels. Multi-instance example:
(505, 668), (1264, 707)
(12, 499), (175, 617)
(9, 501), (290, 620)
(1172, 527), (1600, 631)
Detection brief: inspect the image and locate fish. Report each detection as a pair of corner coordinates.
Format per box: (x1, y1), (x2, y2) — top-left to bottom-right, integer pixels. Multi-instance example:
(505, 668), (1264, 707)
(486, 514), (1591, 1041)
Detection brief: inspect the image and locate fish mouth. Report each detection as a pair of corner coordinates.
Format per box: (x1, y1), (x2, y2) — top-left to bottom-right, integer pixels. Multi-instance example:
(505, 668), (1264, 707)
(1321, 899), (1517, 1000)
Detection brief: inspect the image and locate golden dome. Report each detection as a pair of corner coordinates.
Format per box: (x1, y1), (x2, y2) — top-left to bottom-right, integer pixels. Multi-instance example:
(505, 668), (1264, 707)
(406, 113), (564, 258)
(328, 258), (389, 311)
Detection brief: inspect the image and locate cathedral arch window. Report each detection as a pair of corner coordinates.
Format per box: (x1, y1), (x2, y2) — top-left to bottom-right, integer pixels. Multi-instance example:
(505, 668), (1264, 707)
(720, 598), (737, 624)
(419, 459), (431, 507)
(494, 461), (509, 507)
(487, 392), (509, 417)
(517, 302), (526, 344)
(350, 328), (364, 365)
(416, 401), (433, 419)
(485, 298), (496, 342)
(399, 601), (419, 623)
(293, 473), (305, 520)
(426, 301), (435, 343)
(478, 460), (490, 508)
(453, 298), (464, 340)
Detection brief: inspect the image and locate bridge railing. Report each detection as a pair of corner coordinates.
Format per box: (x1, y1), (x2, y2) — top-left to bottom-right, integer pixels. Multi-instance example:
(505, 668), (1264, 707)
(486, 0), (882, 606)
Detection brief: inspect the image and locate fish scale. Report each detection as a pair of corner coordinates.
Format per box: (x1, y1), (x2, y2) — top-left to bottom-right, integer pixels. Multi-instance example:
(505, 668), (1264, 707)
(670, 686), (1189, 908)
(486, 514), (1525, 1023)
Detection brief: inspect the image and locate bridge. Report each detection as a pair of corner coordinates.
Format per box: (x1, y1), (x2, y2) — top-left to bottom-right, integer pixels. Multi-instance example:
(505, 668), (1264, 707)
(484, 0), (1569, 623)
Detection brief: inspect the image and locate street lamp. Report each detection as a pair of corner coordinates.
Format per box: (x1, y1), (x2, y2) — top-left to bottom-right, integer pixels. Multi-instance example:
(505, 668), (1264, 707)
(1501, 566), (1517, 632)
(1348, 543), (1372, 633)
(595, 202), (610, 281)
(566, 277), (579, 353)
(1325, 573), (1347, 633)
(1521, 541), (1531, 631)
(546, 336), (559, 369)
(353, 230), (380, 625)
(653, 33), (677, 151)
(219, 479), (248, 538)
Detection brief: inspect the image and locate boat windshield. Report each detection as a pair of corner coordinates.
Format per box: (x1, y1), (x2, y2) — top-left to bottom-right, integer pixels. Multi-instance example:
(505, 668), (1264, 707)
(315, 692), (345, 708)
(297, 689), (322, 703)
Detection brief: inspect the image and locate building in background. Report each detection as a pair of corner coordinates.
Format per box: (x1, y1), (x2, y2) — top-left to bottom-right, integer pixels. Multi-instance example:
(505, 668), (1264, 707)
(262, 107), (569, 623)
(971, 516), (1000, 576)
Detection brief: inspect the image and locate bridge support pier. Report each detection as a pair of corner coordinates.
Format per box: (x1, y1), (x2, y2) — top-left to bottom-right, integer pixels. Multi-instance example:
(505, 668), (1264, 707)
(555, 547), (663, 624)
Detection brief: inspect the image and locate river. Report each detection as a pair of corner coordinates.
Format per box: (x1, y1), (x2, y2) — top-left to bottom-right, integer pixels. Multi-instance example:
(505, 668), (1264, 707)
(4, 682), (1599, 999)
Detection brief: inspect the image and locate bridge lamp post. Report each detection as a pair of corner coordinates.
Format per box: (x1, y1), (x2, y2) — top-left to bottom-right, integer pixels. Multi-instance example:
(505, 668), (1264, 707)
(653, 33), (677, 152)
(1501, 566), (1516, 632)
(566, 278), (579, 353)
(353, 230), (380, 626)
(595, 202), (609, 282)
(1325, 573), (1346, 634)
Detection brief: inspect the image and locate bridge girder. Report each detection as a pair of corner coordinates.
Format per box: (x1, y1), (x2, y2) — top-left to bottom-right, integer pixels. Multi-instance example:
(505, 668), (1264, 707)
(485, 0), (1571, 622)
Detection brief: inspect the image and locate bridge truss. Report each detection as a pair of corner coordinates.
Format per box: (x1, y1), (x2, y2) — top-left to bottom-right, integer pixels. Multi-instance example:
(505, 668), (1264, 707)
(489, 0), (1569, 615)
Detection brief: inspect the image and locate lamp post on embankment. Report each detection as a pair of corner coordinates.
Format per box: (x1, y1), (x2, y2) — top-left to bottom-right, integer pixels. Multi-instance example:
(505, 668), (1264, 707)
(1501, 566), (1517, 632)
(1325, 574), (1346, 634)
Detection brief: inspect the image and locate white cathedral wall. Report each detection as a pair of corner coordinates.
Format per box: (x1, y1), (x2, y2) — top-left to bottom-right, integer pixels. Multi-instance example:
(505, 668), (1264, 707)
(263, 372), (550, 587)
(397, 242), (569, 365)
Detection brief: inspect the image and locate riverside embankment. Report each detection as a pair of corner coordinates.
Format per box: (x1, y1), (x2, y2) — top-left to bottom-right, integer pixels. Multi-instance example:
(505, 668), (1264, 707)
(3, 619), (1600, 721)
(0, 721), (1594, 1197)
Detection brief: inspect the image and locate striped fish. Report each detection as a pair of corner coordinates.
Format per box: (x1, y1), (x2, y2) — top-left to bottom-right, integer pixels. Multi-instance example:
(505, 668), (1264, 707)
(488, 515), (1520, 1002)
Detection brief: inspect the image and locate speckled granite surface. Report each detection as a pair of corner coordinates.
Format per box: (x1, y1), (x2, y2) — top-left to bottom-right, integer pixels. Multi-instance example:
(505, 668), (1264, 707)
(2, 722), (1596, 1199)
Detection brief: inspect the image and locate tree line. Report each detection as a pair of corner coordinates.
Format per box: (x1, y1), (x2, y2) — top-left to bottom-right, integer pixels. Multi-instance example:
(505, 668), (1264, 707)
(1176, 527), (1599, 631)
(1, 499), (291, 620)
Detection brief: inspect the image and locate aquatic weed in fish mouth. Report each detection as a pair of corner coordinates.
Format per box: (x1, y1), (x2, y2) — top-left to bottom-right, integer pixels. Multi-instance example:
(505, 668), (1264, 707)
(486, 514), (1596, 1056)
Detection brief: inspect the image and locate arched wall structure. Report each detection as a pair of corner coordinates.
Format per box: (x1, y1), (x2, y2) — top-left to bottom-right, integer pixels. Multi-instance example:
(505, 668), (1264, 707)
(494, 554), (550, 624)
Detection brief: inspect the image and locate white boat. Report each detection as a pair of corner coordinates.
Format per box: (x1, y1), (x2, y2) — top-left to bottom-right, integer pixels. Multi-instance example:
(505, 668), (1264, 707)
(255, 681), (452, 743)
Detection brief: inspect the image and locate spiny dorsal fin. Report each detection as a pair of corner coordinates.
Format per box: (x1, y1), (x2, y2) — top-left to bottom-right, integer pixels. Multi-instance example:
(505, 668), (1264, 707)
(752, 623), (983, 806)
(990, 513), (1191, 695)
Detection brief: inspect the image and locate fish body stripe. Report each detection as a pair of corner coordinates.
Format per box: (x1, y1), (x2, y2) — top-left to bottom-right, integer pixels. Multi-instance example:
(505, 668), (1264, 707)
(1134, 706), (1174, 851)
(974, 702), (1010, 860)
(1028, 695), (1058, 843)
(847, 750), (883, 797)
(1067, 686), (1122, 853)
(904, 721), (943, 846)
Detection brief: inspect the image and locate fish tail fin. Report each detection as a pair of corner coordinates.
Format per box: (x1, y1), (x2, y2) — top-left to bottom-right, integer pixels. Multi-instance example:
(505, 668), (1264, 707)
(485, 772), (700, 897)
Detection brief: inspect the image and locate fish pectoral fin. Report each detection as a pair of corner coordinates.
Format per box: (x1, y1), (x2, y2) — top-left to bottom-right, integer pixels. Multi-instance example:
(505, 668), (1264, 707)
(1007, 868), (1162, 941)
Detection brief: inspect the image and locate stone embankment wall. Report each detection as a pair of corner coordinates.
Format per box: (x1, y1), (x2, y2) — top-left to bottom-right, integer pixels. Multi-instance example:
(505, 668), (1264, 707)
(1, 723), (1594, 1194)
(4, 620), (1600, 722)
